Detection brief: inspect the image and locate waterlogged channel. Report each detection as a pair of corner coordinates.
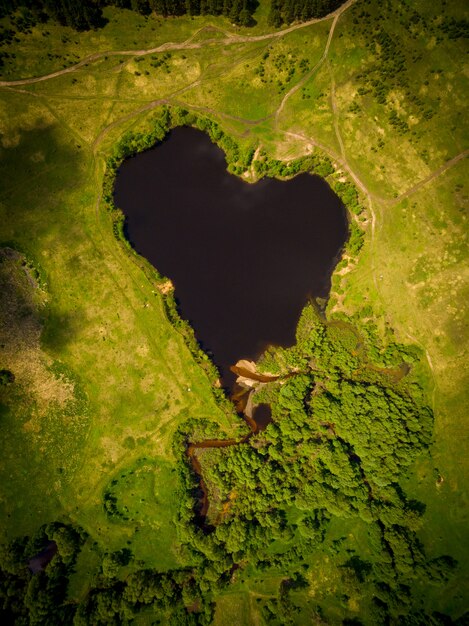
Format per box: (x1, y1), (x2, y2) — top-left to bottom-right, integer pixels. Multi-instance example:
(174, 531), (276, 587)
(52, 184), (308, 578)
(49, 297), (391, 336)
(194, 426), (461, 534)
(114, 126), (348, 521)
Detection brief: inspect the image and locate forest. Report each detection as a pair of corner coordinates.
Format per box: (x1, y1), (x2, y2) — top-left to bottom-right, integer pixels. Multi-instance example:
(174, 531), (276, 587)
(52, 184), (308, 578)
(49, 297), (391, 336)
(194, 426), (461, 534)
(0, 0), (345, 30)
(268, 0), (343, 26)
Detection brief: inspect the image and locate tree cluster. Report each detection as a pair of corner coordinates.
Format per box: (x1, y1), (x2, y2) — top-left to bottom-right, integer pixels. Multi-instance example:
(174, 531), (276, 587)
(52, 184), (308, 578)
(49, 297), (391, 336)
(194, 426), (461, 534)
(126, 0), (258, 27)
(346, 0), (461, 144)
(0, 369), (14, 385)
(0, 523), (215, 625)
(253, 149), (334, 180)
(0, 522), (86, 625)
(0, 0), (259, 30)
(73, 567), (214, 626)
(253, 47), (311, 94)
(0, 0), (350, 32)
(0, 1), (104, 30)
(440, 17), (469, 40)
(268, 0), (344, 27)
(0, 293), (460, 623)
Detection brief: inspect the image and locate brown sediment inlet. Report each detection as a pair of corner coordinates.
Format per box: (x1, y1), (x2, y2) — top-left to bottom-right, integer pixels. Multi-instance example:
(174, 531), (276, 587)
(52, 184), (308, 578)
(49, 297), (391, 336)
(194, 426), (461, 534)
(230, 359), (280, 384)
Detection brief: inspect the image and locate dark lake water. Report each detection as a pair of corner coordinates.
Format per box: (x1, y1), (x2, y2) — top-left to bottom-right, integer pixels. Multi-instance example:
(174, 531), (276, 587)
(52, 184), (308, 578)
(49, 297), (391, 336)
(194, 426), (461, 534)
(114, 127), (348, 387)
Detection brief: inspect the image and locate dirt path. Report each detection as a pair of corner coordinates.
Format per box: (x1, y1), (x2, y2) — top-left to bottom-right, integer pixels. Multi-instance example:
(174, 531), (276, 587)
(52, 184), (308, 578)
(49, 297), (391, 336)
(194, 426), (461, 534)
(274, 0), (354, 126)
(329, 70), (381, 302)
(325, 67), (443, 394)
(389, 149), (469, 205)
(283, 127), (374, 206)
(0, 0), (357, 87)
(91, 92), (271, 153)
(330, 71), (345, 159)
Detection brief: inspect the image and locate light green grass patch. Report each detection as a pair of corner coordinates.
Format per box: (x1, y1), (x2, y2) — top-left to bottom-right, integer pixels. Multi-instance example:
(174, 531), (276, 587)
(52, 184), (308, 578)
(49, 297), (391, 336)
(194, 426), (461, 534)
(213, 591), (257, 626)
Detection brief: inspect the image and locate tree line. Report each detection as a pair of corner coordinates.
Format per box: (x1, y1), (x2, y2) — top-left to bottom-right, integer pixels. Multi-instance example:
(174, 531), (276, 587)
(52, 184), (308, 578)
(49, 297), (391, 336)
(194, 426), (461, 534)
(0, 0), (105, 30)
(268, 0), (344, 27)
(0, 0), (257, 29)
(0, 0), (347, 30)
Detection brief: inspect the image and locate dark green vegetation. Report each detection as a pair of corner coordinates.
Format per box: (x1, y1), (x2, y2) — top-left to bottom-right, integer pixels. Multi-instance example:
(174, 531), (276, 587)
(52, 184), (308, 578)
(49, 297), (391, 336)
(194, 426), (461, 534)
(0, 520), (216, 625)
(0, 0), (258, 37)
(0, 0), (467, 623)
(0, 0), (104, 30)
(0, 0), (345, 37)
(268, 0), (343, 27)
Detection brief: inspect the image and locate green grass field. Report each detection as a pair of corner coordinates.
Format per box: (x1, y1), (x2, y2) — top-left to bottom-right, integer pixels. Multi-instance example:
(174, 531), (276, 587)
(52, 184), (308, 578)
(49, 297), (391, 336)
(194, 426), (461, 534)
(0, 0), (467, 623)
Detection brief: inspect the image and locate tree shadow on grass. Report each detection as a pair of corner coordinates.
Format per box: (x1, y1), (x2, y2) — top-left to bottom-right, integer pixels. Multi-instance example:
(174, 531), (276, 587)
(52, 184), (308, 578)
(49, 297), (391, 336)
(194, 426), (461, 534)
(1, 118), (87, 354)
(40, 308), (83, 354)
(0, 116), (83, 215)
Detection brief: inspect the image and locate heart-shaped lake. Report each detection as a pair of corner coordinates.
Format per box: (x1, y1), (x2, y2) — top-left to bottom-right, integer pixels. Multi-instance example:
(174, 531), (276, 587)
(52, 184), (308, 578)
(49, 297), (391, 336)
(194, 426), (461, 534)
(114, 126), (348, 387)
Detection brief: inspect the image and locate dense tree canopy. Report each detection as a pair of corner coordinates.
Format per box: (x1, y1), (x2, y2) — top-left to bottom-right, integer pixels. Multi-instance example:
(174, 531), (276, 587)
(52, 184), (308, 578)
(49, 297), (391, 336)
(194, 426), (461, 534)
(0, 0), (104, 30)
(0, 297), (451, 623)
(0, 0), (258, 28)
(0, 0), (347, 30)
(268, 0), (344, 27)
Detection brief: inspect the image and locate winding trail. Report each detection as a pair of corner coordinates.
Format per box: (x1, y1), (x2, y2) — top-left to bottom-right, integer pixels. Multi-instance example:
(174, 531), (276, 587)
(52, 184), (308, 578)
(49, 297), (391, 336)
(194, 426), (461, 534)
(91, 93), (271, 153)
(328, 63), (378, 245)
(330, 71), (345, 159)
(328, 66), (381, 306)
(0, 0), (357, 87)
(274, 0), (354, 126)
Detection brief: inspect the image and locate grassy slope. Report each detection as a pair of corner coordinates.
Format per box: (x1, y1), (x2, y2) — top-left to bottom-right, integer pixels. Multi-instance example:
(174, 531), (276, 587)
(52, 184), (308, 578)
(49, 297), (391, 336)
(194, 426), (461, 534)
(0, 88), (239, 569)
(0, 0), (467, 621)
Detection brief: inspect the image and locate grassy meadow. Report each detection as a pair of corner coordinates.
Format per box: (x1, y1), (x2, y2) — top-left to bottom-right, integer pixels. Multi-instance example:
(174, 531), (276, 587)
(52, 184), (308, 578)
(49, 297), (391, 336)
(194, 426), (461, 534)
(0, 0), (467, 623)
